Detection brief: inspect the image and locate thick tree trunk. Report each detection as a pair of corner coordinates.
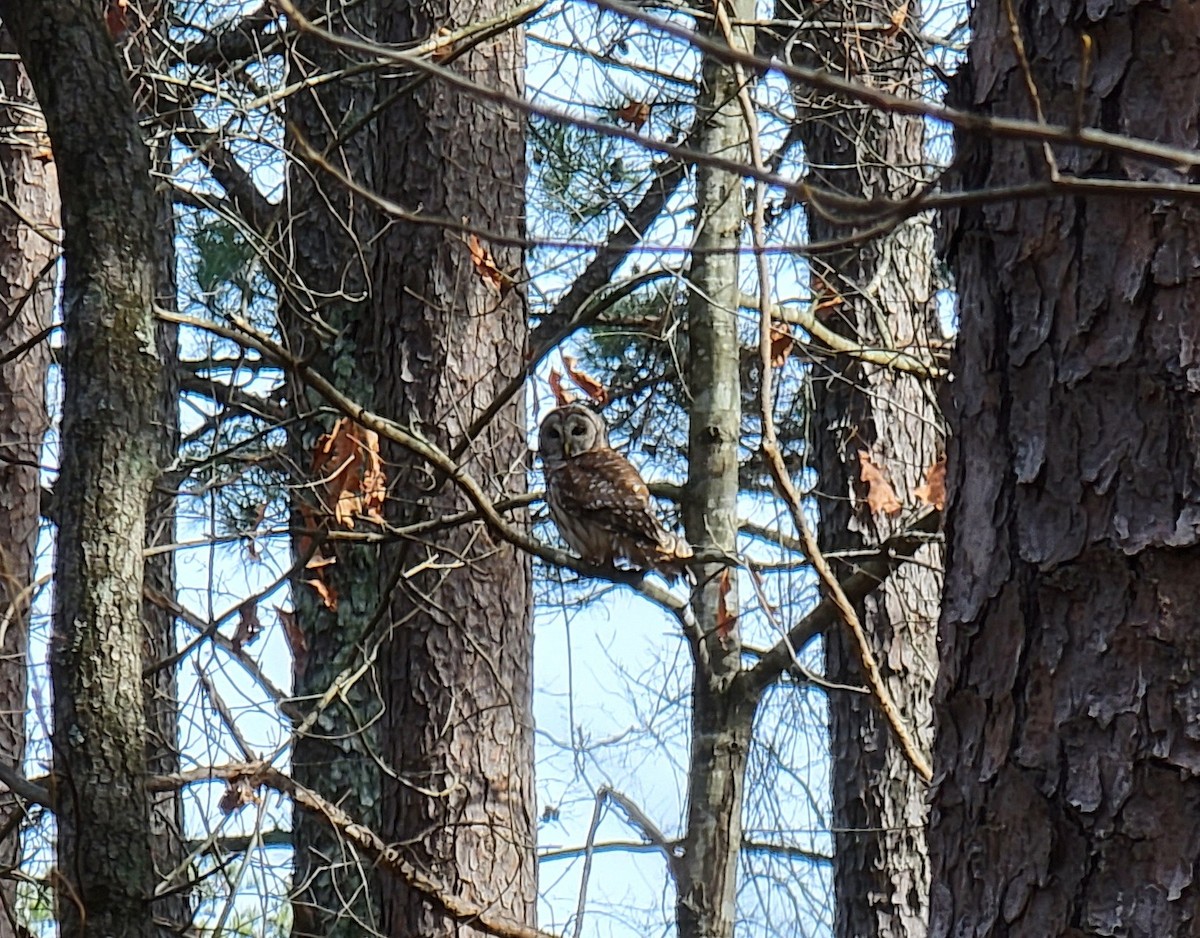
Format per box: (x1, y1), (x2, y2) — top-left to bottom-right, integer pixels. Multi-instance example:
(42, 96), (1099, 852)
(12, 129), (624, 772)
(0, 29), (57, 937)
(283, 5), (385, 935)
(677, 8), (751, 938)
(773, 3), (943, 934)
(370, 6), (535, 936)
(932, 2), (1200, 935)
(1, 3), (163, 936)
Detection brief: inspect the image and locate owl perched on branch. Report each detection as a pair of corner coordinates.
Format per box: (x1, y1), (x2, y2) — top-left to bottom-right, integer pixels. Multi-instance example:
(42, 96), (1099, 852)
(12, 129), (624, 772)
(538, 403), (693, 581)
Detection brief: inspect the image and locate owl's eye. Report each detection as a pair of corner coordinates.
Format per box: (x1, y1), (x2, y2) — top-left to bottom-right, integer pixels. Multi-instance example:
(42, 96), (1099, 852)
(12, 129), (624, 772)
(570, 424), (586, 436)
(547, 428), (560, 439)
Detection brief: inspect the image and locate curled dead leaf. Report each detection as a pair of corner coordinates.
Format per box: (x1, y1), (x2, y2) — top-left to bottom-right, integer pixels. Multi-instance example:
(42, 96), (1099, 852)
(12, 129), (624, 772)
(858, 451), (902, 517)
(313, 418), (387, 529)
(219, 775), (260, 815)
(549, 370), (572, 406)
(429, 26), (455, 61)
(716, 568), (737, 647)
(276, 606), (308, 680)
(466, 231), (514, 295)
(233, 599), (262, 652)
(562, 355), (608, 404)
(614, 100), (651, 130)
(914, 456), (946, 510)
(769, 322), (794, 368)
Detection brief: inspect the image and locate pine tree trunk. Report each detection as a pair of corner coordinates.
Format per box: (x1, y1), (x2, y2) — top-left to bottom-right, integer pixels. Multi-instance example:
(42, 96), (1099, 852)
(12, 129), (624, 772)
(932, 2), (1200, 934)
(0, 28), (57, 936)
(2, 3), (164, 936)
(283, 4), (385, 934)
(773, 3), (943, 933)
(369, 5), (535, 934)
(677, 8), (752, 938)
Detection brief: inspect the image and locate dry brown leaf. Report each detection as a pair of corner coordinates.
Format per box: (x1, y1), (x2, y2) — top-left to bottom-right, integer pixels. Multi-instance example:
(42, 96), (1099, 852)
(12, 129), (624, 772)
(106, 0), (130, 39)
(233, 599), (262, 652)
(276, 606), (308, 680)
(811, 272), (845, 318)
(549, 369), (572, 406)
(914, 456), (946, 510)
(562, 355), (609, 404)
(885, 0), (910, 35)
(313, 418), (387, 529)
(715, 568), (737, 647)
(218, 775), (260, 815)
(614, 100), (651, 130)
(429, 26), (455, 61)
(305, 576), (339, 612)
(769, 322), (795, 368)
(466, 232), (513, 295)
(858, 451), (903, 517)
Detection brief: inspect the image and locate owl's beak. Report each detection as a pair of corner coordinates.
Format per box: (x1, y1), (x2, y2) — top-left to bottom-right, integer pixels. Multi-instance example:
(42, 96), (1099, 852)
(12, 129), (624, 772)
(561, 438), (577, 459)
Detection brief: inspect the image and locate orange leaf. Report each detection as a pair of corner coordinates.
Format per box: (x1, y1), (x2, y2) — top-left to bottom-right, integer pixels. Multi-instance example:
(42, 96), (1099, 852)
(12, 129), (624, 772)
(429, 27), (455, 62)
(218, 775), (260, 815)
(915, 456), (946, 510)
(614, 100), (651, 130)
(562, 355), (608, 404)
(811, 272), (844, 318)
(466, 232), (513, 295)
(276, 606), (308, 680)
(885, 0), (909, 35)
(313, 418), (387, 529)
(549, 369), (572, 406)
(233, 599), (262, 652)
(105, 0), (130, 40)
(715, 568), (737, 647)
(305, 576), (339, 612)
(858, 451), (902, 517)
(769, 322), (794, 367)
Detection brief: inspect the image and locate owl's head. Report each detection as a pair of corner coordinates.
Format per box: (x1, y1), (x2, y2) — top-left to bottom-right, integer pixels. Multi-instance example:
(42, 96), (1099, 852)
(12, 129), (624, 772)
(538, 403), (609, 467)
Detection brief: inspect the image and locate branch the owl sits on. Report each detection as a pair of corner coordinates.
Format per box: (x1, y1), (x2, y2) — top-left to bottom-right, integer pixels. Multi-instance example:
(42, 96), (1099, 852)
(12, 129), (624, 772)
(538, 403), (693, 581)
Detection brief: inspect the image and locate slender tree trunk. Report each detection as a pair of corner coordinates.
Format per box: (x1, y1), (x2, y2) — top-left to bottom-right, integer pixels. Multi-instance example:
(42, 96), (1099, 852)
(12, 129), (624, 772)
(283, 5), (385, 934)
(369, 5), (535, 933)
(678, 7), (752, 938)
(932, 2), (1200, 935)
(772, 3), (943, 934)
(0, 28), (57, 937)
(1, 3), (163, 936)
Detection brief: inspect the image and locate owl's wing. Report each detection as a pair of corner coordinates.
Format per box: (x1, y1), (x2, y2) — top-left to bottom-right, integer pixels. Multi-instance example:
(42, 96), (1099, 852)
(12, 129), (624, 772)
(551, 448), (666, 545)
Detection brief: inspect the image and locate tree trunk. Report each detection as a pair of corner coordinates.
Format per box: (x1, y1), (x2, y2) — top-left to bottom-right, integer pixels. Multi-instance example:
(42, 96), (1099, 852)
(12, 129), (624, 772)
(773, 3), (943, 934)
(1, 3), (163, 936)
(369, 6), (535, 935)
(0, 28), (57, 937)
(283, 5), (385, 934)
(931, 2), (1200, 935)
(677, 8), (751, 938)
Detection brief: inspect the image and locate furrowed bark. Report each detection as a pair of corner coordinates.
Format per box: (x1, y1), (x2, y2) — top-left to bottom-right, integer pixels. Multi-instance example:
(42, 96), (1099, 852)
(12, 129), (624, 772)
(370, 2), (536, 934)
(1, 2), (163, 935)
(771, 1), (944, 933)
(932, 1), (1200, 934)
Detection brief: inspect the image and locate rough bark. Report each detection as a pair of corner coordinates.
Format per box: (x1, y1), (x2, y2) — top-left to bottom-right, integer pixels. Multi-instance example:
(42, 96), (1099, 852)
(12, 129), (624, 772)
(1, 3), (163, 936)
(931, 2), (1200, 935)
(0, 28), (57, 937)
(772, 2), (943, 933)
(283, 4), (385, 934)
(369, 5), (535, 936)
(126, 11), (188, 928)
(677, 9), (752, 938)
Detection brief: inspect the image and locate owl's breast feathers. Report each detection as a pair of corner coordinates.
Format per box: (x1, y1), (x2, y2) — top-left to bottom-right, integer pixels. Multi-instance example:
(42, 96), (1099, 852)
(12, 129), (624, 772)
(547, 448), (693, 578)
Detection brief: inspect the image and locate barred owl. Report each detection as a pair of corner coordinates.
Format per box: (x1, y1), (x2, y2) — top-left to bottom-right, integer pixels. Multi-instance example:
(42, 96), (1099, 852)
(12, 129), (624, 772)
(539, 403), (693, 580)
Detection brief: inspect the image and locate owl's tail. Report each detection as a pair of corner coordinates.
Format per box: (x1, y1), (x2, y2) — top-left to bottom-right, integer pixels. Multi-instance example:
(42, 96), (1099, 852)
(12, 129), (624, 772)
(656, 534), (696, 586)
